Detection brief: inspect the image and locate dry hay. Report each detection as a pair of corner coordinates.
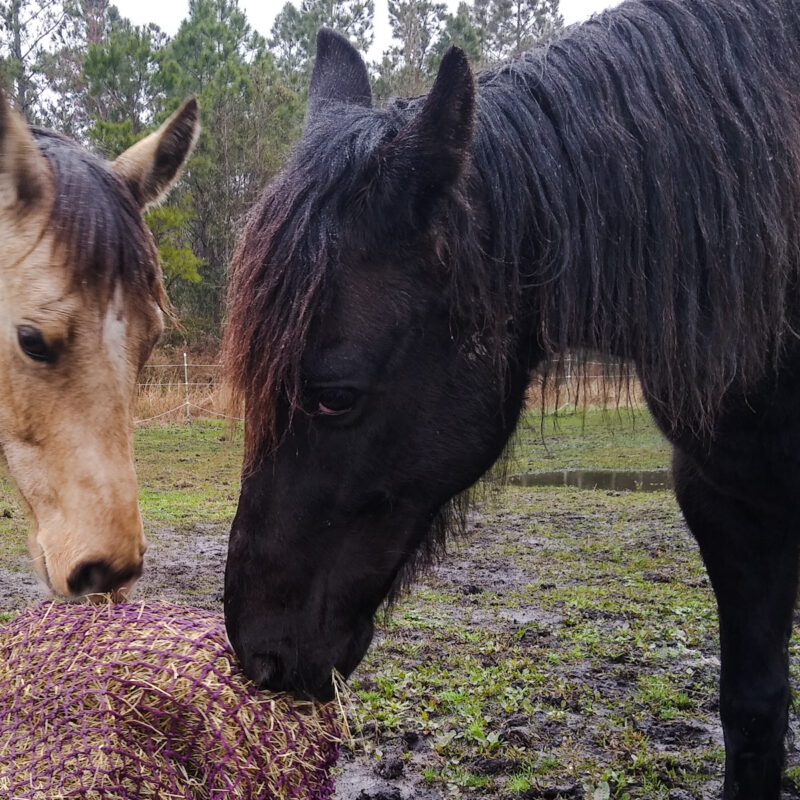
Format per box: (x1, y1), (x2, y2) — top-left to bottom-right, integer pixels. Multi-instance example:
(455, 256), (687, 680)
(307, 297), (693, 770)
(0, 601), (341, 799)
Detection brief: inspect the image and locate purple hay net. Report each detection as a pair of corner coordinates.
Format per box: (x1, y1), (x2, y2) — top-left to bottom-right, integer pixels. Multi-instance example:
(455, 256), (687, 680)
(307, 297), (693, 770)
(0, 601), (340, 799)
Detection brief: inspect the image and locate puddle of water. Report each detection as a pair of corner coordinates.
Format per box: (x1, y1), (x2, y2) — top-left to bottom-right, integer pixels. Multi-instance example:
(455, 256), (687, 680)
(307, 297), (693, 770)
(507, 469), (673, 492)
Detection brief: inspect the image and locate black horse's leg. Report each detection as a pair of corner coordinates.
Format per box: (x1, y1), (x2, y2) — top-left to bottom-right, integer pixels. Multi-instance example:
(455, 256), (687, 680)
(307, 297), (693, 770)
(673, 449), (798, 800)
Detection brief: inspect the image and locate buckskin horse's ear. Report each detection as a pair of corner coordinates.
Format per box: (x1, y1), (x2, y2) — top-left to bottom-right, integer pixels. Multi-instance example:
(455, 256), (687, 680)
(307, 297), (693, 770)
(371, 46), (475, 224)
(0, 89), (50, 210)
(308, 28), (372, 119)
(112, 97), (200, 209)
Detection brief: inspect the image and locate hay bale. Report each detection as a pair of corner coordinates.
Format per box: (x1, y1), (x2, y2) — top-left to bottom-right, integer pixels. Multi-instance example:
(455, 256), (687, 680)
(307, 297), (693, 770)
(0, 601), (341, 799)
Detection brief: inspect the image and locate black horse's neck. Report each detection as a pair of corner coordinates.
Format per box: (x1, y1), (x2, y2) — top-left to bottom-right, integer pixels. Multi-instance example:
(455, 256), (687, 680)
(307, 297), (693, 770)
(462, 0), (800, 431)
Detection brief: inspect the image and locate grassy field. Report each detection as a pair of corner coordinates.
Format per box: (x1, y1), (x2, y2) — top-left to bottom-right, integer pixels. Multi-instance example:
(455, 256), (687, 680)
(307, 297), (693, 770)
(510, 408), (671, 472)
(0, 411), (797, 799)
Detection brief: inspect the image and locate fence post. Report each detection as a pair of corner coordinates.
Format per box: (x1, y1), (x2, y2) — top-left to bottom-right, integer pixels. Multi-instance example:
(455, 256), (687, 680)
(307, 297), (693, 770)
(184, 352), (191, 425)
(565, 353), (572, 409)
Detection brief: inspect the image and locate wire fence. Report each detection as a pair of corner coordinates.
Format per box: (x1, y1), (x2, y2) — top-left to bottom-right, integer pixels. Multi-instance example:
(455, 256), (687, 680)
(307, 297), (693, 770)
(134, 353), (644, 425)
(528, 356), (644, 412)
(133, 354), (643, 427)
(134, 353), (243, 426)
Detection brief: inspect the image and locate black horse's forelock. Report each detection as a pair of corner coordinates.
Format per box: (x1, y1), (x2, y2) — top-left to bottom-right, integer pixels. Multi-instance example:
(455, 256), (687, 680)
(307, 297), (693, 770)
(224, 104), (424, 463)
(32, 129), (163, 309)
(227, 0), (800, 465)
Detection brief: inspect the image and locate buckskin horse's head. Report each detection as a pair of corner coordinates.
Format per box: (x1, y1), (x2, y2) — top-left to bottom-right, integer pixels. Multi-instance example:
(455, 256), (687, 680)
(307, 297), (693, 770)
(0, 96), (198, 598)
(223, 31), (532, 698)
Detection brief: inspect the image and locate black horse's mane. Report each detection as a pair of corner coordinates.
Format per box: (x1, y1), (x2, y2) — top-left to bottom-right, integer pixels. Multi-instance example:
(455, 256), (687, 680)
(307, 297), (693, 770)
(32, 128), (163, 309)
(226, 0), (800, 465)
(470, 0), (800, 429)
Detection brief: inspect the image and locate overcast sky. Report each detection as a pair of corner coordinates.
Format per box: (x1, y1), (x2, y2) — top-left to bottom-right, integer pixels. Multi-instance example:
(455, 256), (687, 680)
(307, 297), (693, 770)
(112, 0), (621, 58)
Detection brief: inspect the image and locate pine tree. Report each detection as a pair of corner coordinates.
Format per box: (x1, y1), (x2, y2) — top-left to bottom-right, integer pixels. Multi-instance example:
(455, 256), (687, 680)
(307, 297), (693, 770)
(474, 0), (563, 63)
(374, 0), (446, 100)
(0, 0), (75, 120)
(270, 0), (373, 90)
(155, 0), (302, 321)
(82, 15), (167, 148)
(146, 198), (204, 293)
(30, 0), (144, 137)
(429, 2), (482, 68)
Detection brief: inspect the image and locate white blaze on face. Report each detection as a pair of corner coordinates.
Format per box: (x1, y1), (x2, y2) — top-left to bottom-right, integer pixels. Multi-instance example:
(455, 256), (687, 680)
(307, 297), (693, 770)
(103, 284), (128, 392)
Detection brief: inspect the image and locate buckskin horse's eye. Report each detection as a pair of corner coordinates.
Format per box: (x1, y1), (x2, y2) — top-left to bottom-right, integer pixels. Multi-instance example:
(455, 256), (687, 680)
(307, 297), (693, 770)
(17, 325), (56, 364)
(316, 388), (357, 416)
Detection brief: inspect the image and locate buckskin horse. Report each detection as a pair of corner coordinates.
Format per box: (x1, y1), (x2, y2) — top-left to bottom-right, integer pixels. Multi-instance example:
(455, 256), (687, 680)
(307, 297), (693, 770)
(0, 95), (197, 598)
(223, 1), (800, 796)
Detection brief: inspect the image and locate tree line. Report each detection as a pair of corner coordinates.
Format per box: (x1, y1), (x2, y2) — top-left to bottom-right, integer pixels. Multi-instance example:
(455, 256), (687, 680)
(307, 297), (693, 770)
(0, 0), (562, 344)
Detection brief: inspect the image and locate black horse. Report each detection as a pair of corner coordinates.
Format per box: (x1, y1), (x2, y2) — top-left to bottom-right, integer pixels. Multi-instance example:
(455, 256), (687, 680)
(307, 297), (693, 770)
(223, 1), (800, 796)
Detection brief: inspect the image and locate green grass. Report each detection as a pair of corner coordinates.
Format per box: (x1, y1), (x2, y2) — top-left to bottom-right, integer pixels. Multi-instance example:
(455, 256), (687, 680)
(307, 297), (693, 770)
(346, 482), (726, 797)
(337, 411), (723, 798)
(134, 420), (243, 525)
(509, 408), (671, 473)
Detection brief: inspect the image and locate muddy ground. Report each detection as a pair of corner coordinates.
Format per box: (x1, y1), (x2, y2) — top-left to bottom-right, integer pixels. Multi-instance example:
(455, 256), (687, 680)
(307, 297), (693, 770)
(3, 483), (800, 799)
(1, 417), (799, 799)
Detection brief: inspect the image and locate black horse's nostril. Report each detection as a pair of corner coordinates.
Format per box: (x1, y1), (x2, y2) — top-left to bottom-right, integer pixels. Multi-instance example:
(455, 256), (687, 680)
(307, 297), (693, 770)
(246, 652), (286, 691)
(67, 559), (142, 596)
(240, 648), (336, 700)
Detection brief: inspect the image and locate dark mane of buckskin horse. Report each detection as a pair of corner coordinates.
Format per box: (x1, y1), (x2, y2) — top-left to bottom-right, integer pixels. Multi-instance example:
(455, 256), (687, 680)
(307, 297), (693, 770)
(226, 0), (800, 458)
(32, 128), (164, 308)
(223, 2), (800, 797)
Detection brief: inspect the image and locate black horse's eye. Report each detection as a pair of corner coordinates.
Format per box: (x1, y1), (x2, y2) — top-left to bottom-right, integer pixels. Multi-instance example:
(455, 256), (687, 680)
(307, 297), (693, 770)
(17, 326), (56, 363)
(315, 387), (357, 416)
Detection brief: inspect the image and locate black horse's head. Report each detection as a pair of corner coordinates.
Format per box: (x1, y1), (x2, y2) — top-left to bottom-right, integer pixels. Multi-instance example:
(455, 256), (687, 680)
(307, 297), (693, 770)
(223, 30), (532, 699)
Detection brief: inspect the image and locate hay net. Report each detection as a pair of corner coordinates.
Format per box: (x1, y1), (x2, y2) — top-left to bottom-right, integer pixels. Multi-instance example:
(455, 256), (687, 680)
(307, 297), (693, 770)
(0, 601), (340, 799)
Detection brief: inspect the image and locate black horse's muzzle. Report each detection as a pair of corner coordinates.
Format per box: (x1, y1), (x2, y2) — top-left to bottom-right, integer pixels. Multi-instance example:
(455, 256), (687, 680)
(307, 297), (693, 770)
(225, 606), (375, 701)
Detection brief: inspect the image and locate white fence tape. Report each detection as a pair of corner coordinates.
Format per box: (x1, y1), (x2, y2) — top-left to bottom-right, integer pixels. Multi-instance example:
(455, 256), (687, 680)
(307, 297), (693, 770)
(134, 354), (242, 425)
(134, 404), (188, 425)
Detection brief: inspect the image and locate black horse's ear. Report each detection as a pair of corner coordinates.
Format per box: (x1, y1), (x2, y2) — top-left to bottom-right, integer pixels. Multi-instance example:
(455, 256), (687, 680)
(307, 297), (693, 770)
(371, 46), (475, 223)
(308, 28), (372, 119)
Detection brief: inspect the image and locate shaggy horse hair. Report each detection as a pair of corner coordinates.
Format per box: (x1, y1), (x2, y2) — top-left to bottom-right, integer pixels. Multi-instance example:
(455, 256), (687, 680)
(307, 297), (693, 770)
(224, 2), (800, 798)
(226, 0), (800, 451)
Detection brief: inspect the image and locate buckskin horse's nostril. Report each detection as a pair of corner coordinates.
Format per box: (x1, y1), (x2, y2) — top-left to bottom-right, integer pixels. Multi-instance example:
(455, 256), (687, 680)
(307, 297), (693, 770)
(67, 559), (143, 596)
